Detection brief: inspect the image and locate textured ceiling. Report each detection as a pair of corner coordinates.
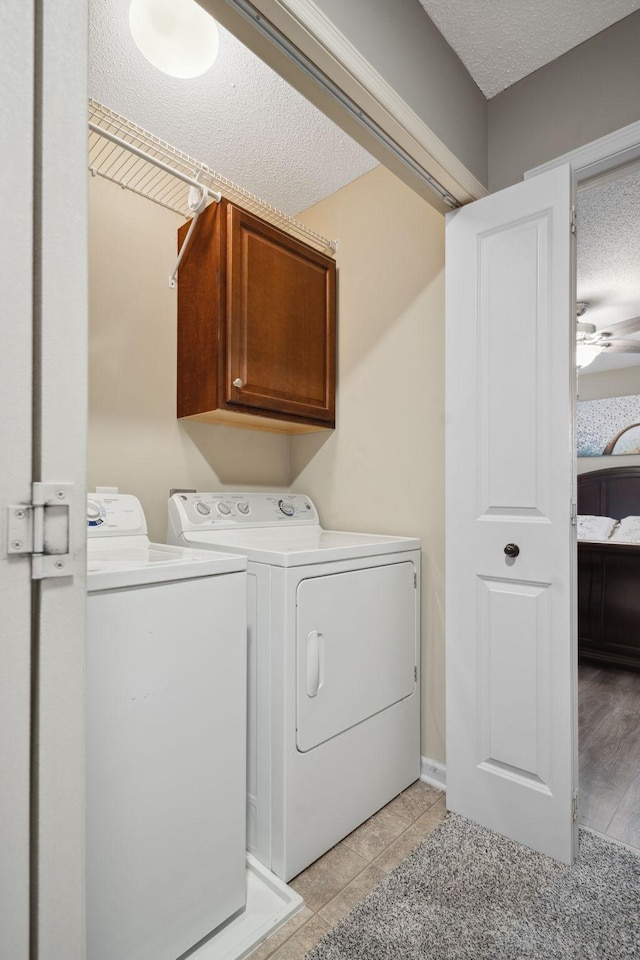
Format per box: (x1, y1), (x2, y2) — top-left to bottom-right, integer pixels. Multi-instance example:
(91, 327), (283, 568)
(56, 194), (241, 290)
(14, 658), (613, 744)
(417, 0), (640, 98)
(577, 164), (640, 373)
(89, 1), (640, 380)
(88, 0), (377, 217)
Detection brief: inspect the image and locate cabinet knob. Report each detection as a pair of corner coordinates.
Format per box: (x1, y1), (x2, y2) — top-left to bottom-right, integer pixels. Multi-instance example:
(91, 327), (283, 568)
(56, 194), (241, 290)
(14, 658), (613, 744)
(232, 378), (244, 389)
(504, 543), (520, 558)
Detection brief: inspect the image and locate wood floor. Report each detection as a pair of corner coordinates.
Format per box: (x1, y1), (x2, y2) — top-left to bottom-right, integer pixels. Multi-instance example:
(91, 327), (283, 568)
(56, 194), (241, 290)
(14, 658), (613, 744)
(579, 660), (640, 850)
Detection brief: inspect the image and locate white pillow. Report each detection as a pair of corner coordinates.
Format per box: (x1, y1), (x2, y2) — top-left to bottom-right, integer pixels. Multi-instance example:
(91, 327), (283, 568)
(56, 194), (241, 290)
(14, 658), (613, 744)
(610, 516), (640, 544)
(577, 515), (618, 541)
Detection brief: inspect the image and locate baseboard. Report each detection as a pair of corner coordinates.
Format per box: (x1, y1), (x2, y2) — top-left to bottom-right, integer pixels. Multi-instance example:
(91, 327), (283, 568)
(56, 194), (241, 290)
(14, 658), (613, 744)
(420, 756), (446, 791)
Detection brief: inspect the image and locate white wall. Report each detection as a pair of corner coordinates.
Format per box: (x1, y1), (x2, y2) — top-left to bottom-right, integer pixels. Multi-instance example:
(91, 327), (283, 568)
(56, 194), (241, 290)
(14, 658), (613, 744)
(293, 165), (446, 763)
(577, 364), (640, 474)
(88, 176), (290, 541)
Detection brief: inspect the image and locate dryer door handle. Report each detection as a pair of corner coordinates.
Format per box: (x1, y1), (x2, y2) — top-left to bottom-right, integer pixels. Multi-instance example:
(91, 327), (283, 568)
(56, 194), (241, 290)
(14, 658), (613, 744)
(306, 630), (325, 697)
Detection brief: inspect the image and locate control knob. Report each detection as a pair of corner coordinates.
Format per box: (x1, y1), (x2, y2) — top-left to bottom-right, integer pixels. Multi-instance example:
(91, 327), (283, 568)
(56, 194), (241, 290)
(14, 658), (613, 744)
(278, 499), (295, 517)
(87, 500), (102, 521)
(217, 502), (232, 515)
(236, 502), (250, 515)
(195, 501), (211, 516)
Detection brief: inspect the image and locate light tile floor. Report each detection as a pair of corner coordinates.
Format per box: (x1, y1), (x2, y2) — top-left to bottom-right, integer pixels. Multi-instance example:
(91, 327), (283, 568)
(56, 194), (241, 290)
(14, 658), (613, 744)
(247, 781), (447, 960)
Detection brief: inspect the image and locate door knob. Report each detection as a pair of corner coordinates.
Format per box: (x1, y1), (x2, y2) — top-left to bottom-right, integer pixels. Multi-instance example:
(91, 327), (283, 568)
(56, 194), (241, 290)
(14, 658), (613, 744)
(232, 378), (244, 388)
(504, 543), (520, 558)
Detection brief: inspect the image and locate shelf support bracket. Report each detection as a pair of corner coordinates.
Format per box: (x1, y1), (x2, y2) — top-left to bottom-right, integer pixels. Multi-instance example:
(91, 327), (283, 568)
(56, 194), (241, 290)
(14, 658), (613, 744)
(169, 180), (215, 289)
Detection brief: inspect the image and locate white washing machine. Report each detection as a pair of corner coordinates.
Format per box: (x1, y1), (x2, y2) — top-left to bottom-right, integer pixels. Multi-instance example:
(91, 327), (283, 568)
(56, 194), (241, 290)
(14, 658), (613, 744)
(167, 492), (421, 881)
(86, 493), (247, 960)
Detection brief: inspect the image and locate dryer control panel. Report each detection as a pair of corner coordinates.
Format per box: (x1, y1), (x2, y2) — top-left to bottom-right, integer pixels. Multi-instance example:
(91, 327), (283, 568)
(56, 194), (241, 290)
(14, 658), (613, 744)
(168, 492), (318, 532)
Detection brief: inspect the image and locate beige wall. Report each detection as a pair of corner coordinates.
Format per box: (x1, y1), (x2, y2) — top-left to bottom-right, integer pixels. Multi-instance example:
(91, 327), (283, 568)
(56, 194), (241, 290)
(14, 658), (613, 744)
(577, 364), (640, 475)
(89, 167), (446, 762)
(293, 165), (446, 763)
(488, 12), (640, 191)
(88, 177), (290, 541)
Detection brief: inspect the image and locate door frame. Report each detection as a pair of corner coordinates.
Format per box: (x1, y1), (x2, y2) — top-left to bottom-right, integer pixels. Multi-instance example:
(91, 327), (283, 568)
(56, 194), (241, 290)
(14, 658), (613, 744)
(0, 5), (35, 956)
(34, 2), (89, 958)
(525, 119), (640, 186)
(527, 120), (640, 833)
(1, 2), (89, 959)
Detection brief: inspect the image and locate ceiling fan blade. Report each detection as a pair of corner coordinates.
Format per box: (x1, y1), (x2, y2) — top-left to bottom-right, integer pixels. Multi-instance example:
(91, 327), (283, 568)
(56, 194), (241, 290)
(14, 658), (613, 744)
(602, 339), (640, 353)
(600, 315), (640, 338)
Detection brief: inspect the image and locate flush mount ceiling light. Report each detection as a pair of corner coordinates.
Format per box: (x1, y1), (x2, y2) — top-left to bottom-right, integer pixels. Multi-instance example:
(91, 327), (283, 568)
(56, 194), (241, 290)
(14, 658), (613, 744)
(129, 0), (219, 79)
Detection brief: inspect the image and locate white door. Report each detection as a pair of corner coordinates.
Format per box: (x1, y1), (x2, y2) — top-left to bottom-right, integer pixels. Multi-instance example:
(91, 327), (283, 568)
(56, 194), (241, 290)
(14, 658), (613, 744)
(445, 165), (578, 864)
(1, 2), (88, 958)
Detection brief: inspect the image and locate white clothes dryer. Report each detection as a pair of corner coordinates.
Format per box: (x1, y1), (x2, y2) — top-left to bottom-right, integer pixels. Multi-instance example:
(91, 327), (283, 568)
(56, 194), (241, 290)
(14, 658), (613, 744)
(167, 492), (421, 881)
(86, 493), (247, 960)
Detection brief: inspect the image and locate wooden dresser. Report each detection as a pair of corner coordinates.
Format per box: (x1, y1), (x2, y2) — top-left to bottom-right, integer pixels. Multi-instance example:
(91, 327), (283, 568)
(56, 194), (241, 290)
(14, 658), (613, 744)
(578, 467), (640, 669)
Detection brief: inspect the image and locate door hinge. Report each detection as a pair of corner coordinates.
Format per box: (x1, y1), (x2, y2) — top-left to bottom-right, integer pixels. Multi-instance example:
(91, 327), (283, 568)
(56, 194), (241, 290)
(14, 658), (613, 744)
(571, 500), (577, 527)
(571, 205), (577, 237)
(414, 665), (418, 683)
(414, 571), (417, 588)
(7, 482), (74, 580)
(572, 789), (579, 824)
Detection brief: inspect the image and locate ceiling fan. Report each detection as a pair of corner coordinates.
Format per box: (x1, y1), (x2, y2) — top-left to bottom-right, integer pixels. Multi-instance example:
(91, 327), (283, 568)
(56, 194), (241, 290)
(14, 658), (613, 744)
(576, 302), (640, 369)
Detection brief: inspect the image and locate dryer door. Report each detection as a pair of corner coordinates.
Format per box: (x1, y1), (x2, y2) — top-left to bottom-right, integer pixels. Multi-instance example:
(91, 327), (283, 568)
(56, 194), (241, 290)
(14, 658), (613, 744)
(296, 561), (416, 752)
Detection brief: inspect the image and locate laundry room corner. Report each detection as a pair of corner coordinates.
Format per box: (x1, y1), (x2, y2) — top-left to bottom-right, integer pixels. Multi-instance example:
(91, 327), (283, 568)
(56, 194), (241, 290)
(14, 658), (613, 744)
(87, 175), (291, 541)
(290, 164), (447, 765)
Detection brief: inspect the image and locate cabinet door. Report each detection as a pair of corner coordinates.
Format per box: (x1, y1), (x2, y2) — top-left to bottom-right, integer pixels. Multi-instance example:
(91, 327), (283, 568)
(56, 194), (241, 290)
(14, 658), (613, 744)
(225, 205), (336, 424)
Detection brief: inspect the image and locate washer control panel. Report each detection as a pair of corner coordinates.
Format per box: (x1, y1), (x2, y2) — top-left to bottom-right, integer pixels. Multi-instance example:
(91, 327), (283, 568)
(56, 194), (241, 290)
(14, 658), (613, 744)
(169, 492), (318, 531)
(87, 493), (148, 537)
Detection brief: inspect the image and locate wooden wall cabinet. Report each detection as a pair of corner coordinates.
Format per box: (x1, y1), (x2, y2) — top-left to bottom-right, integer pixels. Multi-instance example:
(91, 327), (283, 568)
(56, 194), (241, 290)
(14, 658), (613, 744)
(177, 199), (336, 433)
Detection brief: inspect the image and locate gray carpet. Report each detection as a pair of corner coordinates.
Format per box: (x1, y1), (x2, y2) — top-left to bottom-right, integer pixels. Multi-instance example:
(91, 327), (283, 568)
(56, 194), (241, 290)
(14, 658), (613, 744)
(306, 814), (640, 959)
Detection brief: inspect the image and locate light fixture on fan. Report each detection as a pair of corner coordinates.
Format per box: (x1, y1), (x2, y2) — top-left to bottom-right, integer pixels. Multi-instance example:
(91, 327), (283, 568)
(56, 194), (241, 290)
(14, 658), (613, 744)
(575, 301), (640, 369)
(576, 302), (602, 369)
(129, 0), (219, 79)
(575, 342), (602, 370)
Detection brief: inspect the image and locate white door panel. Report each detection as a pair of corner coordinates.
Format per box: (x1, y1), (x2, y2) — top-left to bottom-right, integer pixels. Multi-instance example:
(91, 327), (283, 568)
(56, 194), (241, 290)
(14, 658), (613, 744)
(477, 577), (552, 785)
(446, 165), (577, 864)
(296, 563), (417, 752)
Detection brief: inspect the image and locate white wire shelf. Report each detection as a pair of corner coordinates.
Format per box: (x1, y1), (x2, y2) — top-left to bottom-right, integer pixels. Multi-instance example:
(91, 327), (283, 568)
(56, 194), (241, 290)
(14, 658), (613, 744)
(88, 100), (336, 255)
